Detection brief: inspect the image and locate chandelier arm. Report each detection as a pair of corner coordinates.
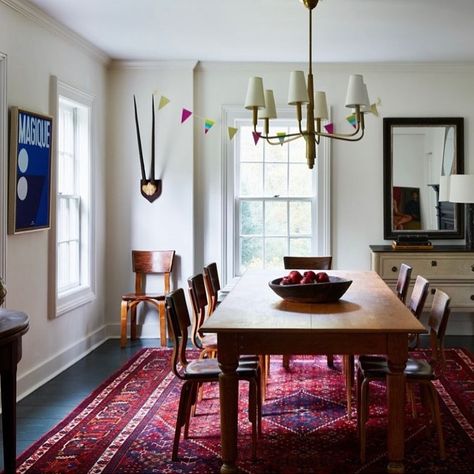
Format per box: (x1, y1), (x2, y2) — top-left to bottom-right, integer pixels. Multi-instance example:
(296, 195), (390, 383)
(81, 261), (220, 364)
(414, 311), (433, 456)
(321, 129), (365, 142)
(265, 135), (304, 146)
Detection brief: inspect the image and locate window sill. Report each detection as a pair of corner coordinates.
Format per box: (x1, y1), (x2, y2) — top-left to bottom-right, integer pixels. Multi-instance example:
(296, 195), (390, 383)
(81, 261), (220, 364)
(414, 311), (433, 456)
(57, 285), (95, 316)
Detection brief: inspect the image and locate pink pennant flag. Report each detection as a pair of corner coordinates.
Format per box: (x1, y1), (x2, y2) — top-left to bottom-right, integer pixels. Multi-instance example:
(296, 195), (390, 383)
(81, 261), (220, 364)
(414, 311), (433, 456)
(324, 123), (334, 134)
(181, 108), (192, 123)
(252, 131), (262, 145)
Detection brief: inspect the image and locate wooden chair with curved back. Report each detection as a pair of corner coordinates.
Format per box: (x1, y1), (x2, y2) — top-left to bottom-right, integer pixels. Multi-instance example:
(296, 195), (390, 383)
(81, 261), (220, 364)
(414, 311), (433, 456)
(120, 250), (175, 348)
(282, 255), (333, 369)
(407, 274), (430, 348)
(187, 273), (217, 359)
(357, 289), (451, 463)
(203, 262), (221, 316)
(165, 288), (261, 461)
(396, 263), (412, 303)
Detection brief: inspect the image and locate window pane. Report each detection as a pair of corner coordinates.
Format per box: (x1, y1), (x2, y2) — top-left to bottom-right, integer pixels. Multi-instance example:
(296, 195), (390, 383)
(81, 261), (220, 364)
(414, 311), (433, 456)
(57, 241), (69, 290)
(265, 238), (287, 268)
(266, 127), (288, 162)
(265, 201), (287, 236)
(69, 198), (80, 240)
(288, 164), (312, 196)
(289, 130), (306, 163)
(240, 163), (263, 196)
(264, 163), (287, 197)
(57, 197), (69, 242)
(69, 240), (80, 287)
(290, 201), (312, 235)
(240, 126), (263, 162)
(290, 238), (312, 256)
(240, 237), (263, 272)
(240, 201), (263, 235)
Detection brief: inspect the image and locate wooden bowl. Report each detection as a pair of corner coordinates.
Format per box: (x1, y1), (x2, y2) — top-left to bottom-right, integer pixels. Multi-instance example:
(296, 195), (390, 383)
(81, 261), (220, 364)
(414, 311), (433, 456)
(268, 276), (352, 303)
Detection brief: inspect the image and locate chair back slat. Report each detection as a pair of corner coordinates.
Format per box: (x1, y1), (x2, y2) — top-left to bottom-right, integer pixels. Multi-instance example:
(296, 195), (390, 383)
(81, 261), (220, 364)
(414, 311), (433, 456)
(165, 289), (191, 378)
(132, 250), (175, 274)
(187, 274), (208, 349)
(203, 263), (221, 314)
(428, 289), (451, 369)
(283, 256), (332, 270)
(396, 263), (412, 303)
(407, 275), (429, 319)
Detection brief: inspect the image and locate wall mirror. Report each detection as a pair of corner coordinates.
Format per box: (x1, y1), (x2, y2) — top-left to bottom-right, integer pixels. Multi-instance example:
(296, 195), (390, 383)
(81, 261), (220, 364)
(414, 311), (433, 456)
(383, 117), (464, 240)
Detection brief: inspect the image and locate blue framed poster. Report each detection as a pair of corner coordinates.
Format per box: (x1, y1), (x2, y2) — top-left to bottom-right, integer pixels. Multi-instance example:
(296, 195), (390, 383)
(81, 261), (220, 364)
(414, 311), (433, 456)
(8, 107), (53, 234)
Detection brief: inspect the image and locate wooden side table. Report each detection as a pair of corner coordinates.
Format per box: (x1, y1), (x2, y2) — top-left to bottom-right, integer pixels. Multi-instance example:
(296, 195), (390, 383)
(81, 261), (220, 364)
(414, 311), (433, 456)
(0, 309), (29, 474)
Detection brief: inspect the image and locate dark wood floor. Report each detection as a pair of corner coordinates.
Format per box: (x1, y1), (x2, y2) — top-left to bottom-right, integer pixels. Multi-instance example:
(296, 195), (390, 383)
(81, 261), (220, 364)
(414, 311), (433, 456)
(1, 336), (473, 470)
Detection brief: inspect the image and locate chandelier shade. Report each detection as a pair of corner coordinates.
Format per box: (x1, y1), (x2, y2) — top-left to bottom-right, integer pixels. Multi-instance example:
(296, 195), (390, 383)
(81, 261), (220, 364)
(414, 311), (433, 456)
(244, 0), (370, 169)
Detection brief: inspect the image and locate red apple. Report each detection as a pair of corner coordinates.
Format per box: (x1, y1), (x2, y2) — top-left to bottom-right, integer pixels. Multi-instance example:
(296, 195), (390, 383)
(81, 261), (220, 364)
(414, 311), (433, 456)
(303, 270), (317, 280)
(316, 272), (330, 283)
(300, 276), (314, 284)
(287, 270), (303, 284)
(280, 277), (291, 286)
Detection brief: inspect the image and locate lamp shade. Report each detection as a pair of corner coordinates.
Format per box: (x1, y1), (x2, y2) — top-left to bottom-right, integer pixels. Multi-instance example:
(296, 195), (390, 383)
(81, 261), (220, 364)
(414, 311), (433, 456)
(245, 77), (266, 110)
(259, 90), (277, 119)
(288, 71), (309, 105)
(449, 174), (474, 203)
(438, 175), (451, 202)
(345, 74), (369, 108)
(314, 91), (329, 119)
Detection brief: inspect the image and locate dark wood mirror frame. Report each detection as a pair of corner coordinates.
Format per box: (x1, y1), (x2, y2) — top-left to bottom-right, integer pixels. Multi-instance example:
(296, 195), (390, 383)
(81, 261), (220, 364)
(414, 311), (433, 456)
(383, 117), (464, 240)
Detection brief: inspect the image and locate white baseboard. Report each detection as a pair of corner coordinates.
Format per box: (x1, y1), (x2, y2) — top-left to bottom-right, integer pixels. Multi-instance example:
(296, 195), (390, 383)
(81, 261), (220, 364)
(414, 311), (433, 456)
(106, 322), (162, 339)
(16, 325), (108, 401)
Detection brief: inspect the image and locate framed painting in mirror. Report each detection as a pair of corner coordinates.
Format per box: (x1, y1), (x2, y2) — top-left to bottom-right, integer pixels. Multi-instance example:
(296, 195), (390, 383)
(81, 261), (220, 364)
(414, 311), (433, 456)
(383, 117), (464, 240)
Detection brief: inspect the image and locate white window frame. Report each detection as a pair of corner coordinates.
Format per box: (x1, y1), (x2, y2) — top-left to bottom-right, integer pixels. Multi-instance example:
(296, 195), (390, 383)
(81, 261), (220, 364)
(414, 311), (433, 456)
(0, 53), (7, 290)
(49, 76), (95, 317)
(221, 105), (331, 284)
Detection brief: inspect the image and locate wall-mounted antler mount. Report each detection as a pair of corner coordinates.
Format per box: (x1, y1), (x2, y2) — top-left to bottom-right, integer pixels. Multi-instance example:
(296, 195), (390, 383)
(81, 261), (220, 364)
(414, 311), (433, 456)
(134, 95), (162, 202)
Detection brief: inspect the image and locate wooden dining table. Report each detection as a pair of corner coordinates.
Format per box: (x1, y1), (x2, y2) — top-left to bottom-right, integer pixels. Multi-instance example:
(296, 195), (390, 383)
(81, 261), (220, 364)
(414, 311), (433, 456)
(200, 269), (426, 474)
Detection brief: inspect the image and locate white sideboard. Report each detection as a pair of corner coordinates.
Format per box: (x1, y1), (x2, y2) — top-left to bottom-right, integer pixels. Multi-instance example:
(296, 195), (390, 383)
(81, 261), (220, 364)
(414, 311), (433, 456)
(370, 245), (474, 312)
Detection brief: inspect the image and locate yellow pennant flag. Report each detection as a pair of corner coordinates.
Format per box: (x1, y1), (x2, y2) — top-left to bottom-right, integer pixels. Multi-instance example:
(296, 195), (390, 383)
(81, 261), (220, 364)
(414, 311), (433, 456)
(228, 127), (238, 140)
(158, 96), (170, 110)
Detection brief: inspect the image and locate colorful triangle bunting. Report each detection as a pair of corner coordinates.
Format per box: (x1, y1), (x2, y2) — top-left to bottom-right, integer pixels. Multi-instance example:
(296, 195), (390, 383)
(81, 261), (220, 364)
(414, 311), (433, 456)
(324, 123), (334, 134)
(252, 131), (262, 145)
(181, 108), (192, 123)
(204, 119), (215, 134)
(228, 127), (238, 140)
(346, 113), (357, 128)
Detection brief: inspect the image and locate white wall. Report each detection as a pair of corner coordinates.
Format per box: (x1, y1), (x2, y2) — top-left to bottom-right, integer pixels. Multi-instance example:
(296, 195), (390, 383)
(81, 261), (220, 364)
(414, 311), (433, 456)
(105, 62), (195, 339)
(194, 62), (474, 334)
(0, 0), (108, 397)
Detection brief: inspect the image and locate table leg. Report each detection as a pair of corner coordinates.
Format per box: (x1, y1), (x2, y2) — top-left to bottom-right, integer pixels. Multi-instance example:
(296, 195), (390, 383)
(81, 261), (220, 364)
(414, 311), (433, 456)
(1, 342), (19, 474)
(218, 336), (239, 474)
(386, 335), (408, 474)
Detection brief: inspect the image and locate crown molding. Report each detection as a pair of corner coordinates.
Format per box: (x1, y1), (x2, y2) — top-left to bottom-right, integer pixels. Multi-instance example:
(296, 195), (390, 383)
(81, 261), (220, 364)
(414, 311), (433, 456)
(196, 61), (474, 74)
(109, 60), (199, 71)
(1, 0), (109, 64)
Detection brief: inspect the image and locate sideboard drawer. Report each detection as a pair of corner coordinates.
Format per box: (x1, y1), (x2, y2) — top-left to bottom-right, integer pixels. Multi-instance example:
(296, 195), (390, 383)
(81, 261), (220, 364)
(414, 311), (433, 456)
(378, 254), (474, 281)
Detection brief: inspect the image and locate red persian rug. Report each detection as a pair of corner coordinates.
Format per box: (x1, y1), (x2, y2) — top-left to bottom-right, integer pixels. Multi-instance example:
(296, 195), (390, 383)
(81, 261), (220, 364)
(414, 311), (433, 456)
(15, 348), (474, 473)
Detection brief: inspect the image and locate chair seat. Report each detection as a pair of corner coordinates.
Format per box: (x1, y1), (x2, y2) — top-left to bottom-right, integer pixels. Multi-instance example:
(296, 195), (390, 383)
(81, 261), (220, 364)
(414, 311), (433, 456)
(185, 358), (258, 379)
(359, 357), (435, 380)
(121, 292), (165, 302)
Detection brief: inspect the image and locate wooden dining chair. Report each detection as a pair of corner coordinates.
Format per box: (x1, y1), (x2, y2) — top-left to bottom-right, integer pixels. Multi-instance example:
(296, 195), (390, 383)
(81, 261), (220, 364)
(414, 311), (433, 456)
(189, 272), (269, 400)
(356, 289), (451, 463)
(396, 263), (412, 303)
(282, 255), (333, 369)
(120, 250), (175, 348)
(165, 288), (261, 461)
(203, 262), (221, 315)
(187, 273), (217, 359)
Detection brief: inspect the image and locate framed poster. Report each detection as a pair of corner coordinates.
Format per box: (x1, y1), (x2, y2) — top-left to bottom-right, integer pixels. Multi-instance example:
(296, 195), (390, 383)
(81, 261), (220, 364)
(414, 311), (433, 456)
(8, 107), (53, 234)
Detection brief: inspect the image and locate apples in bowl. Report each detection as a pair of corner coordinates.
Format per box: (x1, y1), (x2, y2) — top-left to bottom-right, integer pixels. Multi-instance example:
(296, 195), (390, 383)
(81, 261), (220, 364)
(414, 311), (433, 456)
(269, 270), (352, 303)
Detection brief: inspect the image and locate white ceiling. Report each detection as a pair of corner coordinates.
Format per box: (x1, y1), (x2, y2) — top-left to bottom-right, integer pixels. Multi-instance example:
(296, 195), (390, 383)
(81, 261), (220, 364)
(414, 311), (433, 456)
(25, 0), (474, 63)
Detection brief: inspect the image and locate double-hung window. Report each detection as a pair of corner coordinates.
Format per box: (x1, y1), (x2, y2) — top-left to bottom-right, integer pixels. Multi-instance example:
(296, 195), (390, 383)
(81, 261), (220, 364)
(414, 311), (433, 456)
(235, 121), (317, 274)
(54, 81), (94, 315)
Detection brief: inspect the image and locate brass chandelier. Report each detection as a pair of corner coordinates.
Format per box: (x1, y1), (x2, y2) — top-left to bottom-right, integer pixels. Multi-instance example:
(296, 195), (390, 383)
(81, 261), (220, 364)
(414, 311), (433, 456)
(244, 0), (370, 169)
